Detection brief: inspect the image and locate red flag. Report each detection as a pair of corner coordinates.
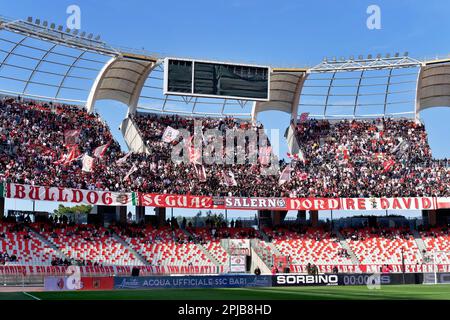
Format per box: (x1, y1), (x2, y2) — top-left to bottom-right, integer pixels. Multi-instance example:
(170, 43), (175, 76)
(64, 129), (81, 145)
(93, 142), (110, 158)
(297, 172), (309, 181)
(188, 136), (202, 164)
(54, 145), (80, 165)
(383, 159), (395, 173)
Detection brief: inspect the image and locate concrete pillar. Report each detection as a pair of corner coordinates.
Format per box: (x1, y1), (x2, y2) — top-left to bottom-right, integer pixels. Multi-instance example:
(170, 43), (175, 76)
(0, 197), (4, 219)
(297, 210), (306, 221)
(116, 206), (127, 224)
(272, 211), (281, 226)
(258, 210), (272, 228)
(310, 210), (319, 227)
(135, 206), (145, 224)
(155, 207), (166, 227)
(428, 210), (437, 227)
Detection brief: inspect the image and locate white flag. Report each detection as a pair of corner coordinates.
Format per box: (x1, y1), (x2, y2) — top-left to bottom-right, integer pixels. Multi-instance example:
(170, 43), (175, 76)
(162, 126), (180, 143)
(93, 142), (110, 158)
(81, 154), (95, 173)
(116, 152), (132, 166)
(278, 164), (294, 186)
(124, 164), (138, 181)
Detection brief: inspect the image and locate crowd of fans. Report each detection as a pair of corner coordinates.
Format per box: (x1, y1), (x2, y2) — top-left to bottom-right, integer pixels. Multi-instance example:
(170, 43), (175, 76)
(0, 95), (449, 197)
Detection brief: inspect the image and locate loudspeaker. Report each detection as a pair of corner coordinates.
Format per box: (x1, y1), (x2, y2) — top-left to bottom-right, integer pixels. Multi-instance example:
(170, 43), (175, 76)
(131, 267), (140, 277)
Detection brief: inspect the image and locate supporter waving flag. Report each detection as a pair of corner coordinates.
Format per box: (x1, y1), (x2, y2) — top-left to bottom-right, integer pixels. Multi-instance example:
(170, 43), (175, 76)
(383, 159), (396, 173)
(222, 170), (237, 186)
(93, 142), (110, 158)
(297, 172), (309, 181)
(278, 164), (293, 186)
(259, 146), (272, 165)
(124, 164), (138, 181)
(64, 129), (81, 145)
(82, 154), (95, 173)
(116, 152), (132, 166)
(194, 164), (207, 182)
(54, 145), (81, 165)
(299, 112), (310, 123)
(287, 149), (306, 163)
(161, 126), (180, 143)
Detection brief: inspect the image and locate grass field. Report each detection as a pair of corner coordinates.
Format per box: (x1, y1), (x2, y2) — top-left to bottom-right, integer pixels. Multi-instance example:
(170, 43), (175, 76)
(0, 284), (449, 300)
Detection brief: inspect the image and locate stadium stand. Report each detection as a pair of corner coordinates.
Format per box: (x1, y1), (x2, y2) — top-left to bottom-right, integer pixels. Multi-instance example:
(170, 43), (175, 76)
(113, 225), (218, 270)
(341, 227), (421, 265)
(265, 226), (354, 268)
(1, 96), (449, 197)
(0, 222), (61, 265)
(39, 223), (143, 266)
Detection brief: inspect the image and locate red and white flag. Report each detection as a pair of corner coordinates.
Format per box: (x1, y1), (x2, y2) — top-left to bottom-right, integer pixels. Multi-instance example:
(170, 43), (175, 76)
(194, 164), (207, 182)
(279, 164), (294, 186)
(64, 129), (81, 145)
(259, 146), (272, 165)
(81, 154), (95, 173)
(297, 172), (309, 181)
(373, 152), (385, 161)
(93, 142), (110, 158)
(116, 152), (132, 166)
(188, 136), (202, 164)
(383, 159), (395, 173)
(222, 170), (237, 186)
(336, 146), (350, 161)
(287, 149), (306, 163)
(299, 112), (310, 123)
(162, 126), (180, 143)
(124, 164), (138, 181)
(54, 145), (80, 165)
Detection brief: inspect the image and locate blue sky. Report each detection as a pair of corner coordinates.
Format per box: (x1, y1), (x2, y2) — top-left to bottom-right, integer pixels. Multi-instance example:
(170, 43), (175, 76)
(1, 0), (449, 219)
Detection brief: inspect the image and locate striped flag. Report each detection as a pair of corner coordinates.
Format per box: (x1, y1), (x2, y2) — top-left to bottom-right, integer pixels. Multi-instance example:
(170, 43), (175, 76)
(64, 129), (81, 145)
(124, 164), (138, 181)
(278, 164), (294, 186)
(116, 152), (132, 166)
(194, 164), (207, 182)
(93, 142), (110, 158)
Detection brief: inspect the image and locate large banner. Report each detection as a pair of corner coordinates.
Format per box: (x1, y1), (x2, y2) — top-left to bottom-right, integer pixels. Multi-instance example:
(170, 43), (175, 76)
(138, 193), (223, 209)
(114, 275), (272, 290)
(3, 183), (137, 207)
(2, 182), (450, 211)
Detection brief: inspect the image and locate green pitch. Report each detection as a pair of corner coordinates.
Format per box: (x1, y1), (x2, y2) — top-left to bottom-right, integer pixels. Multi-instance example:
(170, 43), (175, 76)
(1, 284), (450, 300)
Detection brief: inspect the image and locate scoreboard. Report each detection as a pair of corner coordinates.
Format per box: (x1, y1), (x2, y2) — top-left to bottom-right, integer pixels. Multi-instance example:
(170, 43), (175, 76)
(164, 58), (270, 101)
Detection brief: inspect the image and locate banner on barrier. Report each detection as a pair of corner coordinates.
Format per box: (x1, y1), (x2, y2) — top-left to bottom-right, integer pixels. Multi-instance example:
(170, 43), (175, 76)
(4, 183), (136, 207)
(114, 275), (272, 290)
(2, 182), (450, 211)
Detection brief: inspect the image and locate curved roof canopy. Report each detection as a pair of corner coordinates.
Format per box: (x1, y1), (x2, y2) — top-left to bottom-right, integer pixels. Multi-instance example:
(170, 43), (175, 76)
(2, 15), (450, 121)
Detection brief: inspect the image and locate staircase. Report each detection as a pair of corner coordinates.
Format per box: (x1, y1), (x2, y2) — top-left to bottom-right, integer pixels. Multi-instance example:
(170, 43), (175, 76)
(335, 230), (361, 266)
(412, 230), (427, 262)
(111, 233), (150, 266)
(179, 228), (224, 268)
(27, 227), (69, 260)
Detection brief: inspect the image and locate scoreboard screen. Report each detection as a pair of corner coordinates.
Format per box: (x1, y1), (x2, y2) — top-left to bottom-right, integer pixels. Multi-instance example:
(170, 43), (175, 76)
(164, 58), (270, 101)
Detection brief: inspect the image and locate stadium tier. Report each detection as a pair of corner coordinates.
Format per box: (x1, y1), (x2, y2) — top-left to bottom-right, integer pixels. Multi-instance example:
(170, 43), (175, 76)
(1, 96), (448, 197)
(1, 220), (450, 275)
